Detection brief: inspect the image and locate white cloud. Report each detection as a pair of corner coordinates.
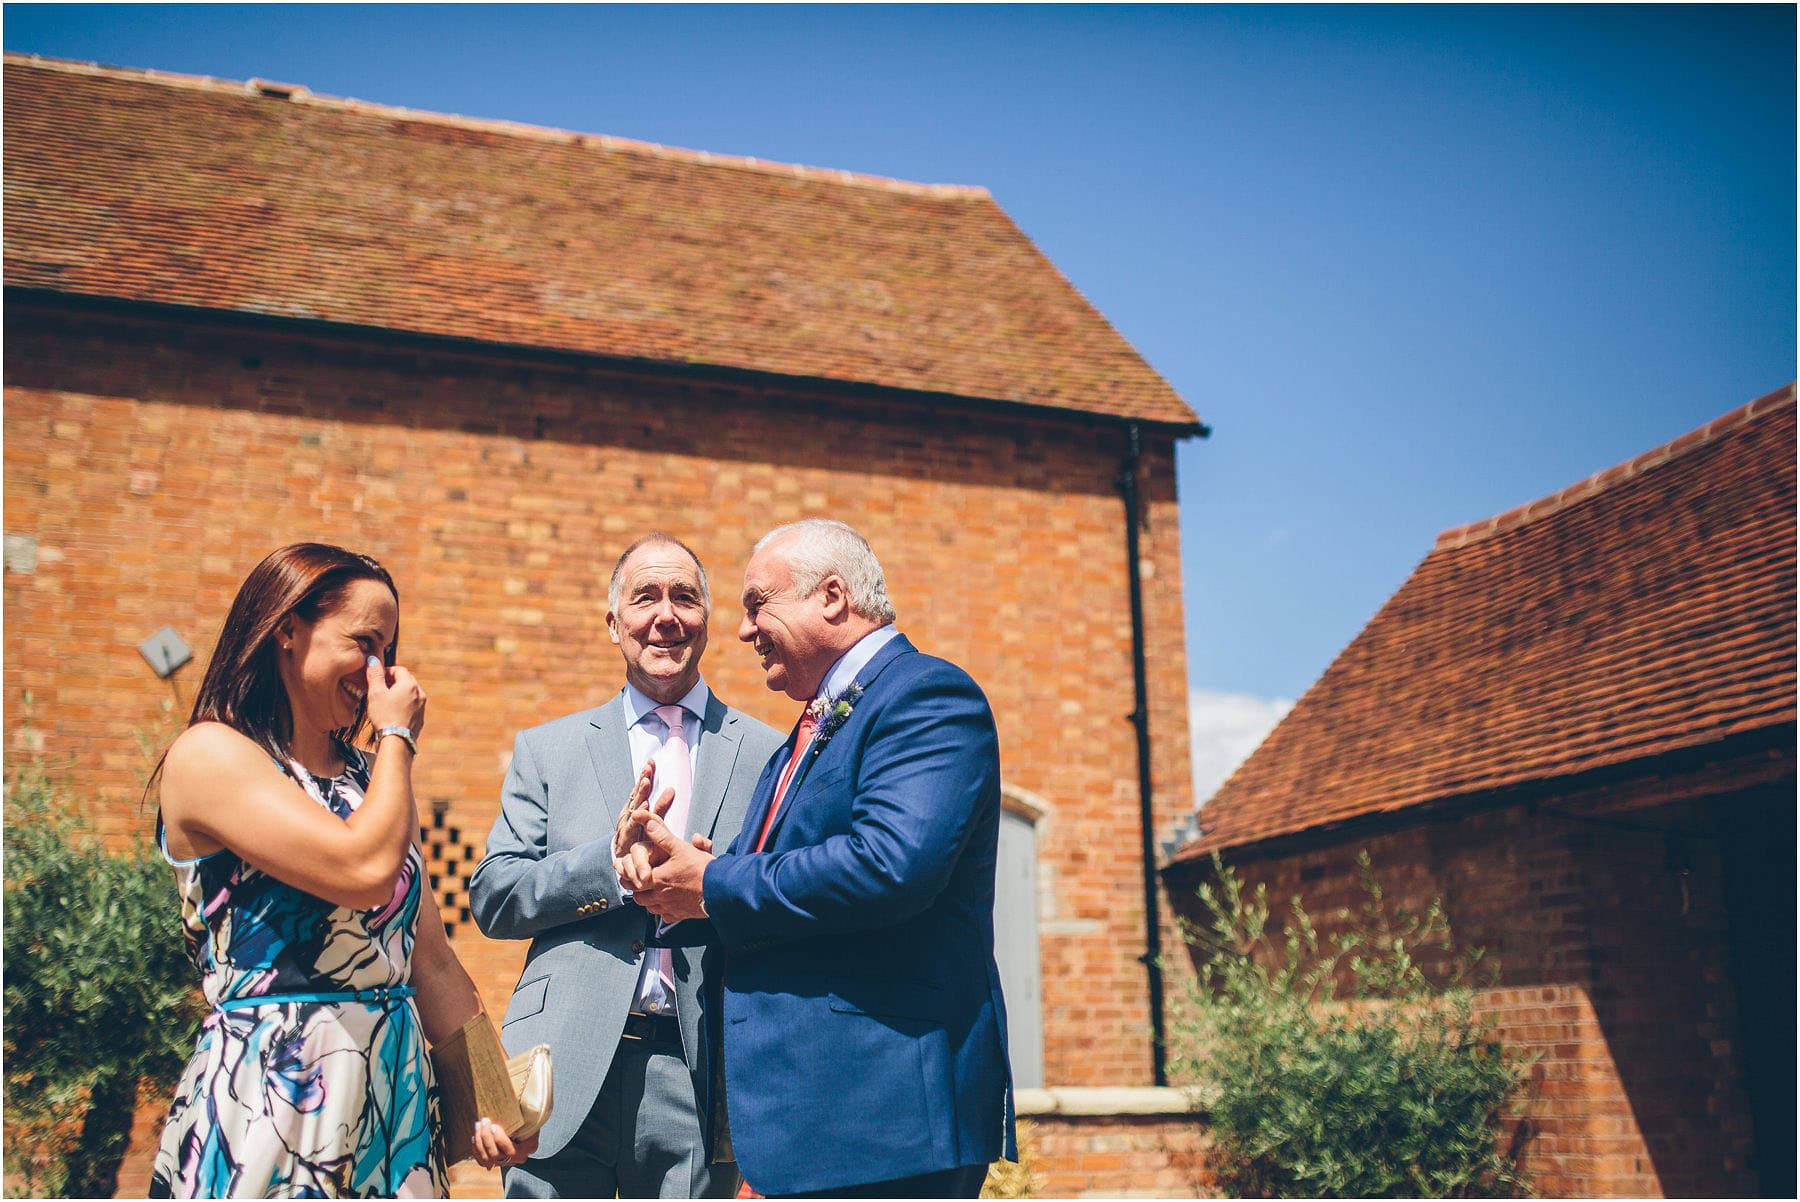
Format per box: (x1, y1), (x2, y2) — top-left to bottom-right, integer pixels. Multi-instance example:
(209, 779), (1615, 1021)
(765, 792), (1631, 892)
(1189, 688), (1294, 808)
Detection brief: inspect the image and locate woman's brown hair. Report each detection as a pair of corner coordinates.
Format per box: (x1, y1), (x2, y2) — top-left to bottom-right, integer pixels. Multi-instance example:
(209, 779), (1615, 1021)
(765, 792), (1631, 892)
(188, 543), (400, 759)
(147, 544), (398, 808)
(141, 543), (397, 816)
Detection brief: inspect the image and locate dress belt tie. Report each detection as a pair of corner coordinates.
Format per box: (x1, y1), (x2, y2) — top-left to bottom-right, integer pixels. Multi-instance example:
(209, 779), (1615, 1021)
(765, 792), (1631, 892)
(214, 985), (416, 1012)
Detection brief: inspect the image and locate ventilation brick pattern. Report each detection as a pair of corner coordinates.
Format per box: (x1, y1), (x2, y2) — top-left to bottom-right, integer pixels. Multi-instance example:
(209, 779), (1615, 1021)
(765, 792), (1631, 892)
(422, 803), (479, 937)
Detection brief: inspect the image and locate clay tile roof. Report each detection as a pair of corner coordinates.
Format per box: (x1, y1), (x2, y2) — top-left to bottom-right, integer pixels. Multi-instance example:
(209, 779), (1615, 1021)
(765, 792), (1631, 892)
(1174, 385), (1797, 860)
(3, 55), (1199, 429)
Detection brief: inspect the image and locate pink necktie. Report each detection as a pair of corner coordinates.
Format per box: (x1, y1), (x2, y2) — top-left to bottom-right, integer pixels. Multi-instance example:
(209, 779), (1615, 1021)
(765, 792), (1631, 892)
(653, 705), (693, 989)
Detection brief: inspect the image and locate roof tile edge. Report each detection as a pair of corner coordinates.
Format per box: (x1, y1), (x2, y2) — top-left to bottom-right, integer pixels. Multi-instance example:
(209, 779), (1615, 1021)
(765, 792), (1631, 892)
(1169, 710), (1798, 865)
(1433, 383), (1797, 552)
(6, 52), (992, 201)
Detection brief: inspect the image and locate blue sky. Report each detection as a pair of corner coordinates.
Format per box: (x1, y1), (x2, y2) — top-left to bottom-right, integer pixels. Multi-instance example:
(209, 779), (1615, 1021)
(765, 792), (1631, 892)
(8, 5), (1794, 764)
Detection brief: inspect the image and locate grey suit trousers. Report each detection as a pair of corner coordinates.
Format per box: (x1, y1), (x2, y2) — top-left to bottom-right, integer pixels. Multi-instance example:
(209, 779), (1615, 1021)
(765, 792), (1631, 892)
(503, 1037), (738, 1199)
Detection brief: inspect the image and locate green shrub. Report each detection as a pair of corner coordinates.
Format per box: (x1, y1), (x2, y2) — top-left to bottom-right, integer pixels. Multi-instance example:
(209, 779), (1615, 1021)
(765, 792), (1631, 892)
(3, 749), (204, 1197)
(1171, 852), (1532, 1198)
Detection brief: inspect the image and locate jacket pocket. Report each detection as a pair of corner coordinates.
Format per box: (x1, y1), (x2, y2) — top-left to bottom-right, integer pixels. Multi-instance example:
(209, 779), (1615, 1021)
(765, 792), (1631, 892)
(503, 974), (550, 1026)
(827, 981), (948, 1023)
(796, 763), (848, 797)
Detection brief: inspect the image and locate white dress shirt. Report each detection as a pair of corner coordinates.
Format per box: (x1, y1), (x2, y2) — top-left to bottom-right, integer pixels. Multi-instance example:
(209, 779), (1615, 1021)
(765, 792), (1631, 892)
(622, 678), (709, 1016)
(816, 624), (899, 704)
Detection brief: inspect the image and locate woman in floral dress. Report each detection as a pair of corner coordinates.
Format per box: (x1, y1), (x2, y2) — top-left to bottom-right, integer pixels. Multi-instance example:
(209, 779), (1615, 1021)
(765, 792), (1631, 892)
(149, 543), (531, 1197)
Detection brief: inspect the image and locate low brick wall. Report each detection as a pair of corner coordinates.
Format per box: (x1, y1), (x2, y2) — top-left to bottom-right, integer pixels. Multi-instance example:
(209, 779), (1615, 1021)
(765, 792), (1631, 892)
(118, 1088), (1215, 1198)
(1017, 1087), (1213, 1197)
(448, 1088), (1218, 1199)
(112, 1083), (167, 1197)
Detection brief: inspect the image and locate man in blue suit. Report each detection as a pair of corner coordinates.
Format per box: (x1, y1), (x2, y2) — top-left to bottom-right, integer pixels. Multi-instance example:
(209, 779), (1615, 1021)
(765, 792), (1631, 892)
(622, 519), (1016, 1198)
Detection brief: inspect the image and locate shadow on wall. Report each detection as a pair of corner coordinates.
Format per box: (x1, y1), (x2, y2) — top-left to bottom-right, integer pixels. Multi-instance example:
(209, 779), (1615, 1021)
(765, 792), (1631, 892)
(4, 304), (1169, 502)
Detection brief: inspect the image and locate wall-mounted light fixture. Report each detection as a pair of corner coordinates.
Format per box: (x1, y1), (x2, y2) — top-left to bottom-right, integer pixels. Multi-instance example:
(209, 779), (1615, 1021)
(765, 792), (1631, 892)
(138, 627), (192, 679)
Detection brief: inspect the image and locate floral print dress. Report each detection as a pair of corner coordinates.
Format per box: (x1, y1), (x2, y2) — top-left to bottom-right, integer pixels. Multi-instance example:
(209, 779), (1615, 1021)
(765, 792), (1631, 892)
(150, 746), (446, 1198)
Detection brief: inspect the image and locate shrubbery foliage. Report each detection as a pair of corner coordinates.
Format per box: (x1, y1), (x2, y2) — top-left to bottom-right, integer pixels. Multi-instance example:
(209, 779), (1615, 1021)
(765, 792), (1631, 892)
(3, 752), (203, 1197)
(1172, 852), (1532, 1198)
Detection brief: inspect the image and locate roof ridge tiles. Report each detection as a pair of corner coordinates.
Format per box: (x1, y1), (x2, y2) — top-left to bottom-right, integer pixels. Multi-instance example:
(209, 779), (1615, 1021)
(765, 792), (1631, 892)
(1433, 383), (1797, 552)
(4, 51), (993, 201)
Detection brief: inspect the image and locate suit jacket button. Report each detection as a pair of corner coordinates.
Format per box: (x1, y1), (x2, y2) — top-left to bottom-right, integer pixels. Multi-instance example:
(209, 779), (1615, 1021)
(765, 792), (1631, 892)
(631, 940), (645, 955)
(597, 898), (608, 911)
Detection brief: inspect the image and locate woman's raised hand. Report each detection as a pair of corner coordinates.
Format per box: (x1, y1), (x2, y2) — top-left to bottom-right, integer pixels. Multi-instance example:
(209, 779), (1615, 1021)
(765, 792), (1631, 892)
(364, 655), (427, 740)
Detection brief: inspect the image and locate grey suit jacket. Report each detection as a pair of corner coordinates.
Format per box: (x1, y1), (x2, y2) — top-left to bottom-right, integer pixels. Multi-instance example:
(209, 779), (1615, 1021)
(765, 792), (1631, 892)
(468, 689), (784, 1159)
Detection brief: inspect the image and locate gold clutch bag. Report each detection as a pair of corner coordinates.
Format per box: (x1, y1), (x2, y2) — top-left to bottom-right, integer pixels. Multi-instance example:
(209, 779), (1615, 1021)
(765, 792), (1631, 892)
(508, 1042), (553, 1140)
(431, 1011), (553, 1163)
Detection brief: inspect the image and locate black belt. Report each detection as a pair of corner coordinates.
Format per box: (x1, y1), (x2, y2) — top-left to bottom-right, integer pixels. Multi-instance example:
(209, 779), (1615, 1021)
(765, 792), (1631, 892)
(621, 1011), (681, 1045)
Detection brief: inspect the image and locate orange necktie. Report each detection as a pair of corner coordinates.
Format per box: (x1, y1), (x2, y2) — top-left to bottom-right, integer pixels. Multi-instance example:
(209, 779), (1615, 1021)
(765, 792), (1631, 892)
(752, 706), (819, 852)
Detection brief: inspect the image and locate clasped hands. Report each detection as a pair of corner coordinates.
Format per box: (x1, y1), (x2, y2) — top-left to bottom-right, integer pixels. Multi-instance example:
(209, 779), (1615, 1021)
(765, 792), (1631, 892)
(610, 761), (713, 923)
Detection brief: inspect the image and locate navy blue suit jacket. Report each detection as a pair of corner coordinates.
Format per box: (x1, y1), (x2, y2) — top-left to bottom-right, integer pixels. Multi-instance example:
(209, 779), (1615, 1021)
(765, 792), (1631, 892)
(698, 635), (1016, 1194)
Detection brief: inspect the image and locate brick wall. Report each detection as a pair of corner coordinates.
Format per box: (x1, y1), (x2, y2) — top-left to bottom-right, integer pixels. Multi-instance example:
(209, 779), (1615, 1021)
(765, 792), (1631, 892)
(1165, 767), (1791, 1197)
(119, 1113), (1219, 1199)
(3, 299), (1196, 1192)
(1022, 1116), (1213, 1198)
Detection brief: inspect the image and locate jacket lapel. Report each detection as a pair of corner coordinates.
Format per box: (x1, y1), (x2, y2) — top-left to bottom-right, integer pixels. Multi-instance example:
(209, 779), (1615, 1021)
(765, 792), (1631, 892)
(582, 693), (635, 831)
(731, 747), (787, 857)
(688, 693), (743, 840)
(758, 634), (916, 851)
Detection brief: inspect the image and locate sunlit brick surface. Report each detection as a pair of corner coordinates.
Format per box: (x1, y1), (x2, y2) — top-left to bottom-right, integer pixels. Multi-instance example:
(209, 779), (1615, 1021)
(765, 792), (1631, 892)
(6, 304), (1197, 1194)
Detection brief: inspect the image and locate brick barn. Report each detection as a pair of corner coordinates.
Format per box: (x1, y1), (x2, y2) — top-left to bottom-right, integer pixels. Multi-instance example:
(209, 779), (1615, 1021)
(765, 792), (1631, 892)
(1165, 388), (1797, 1197)
(4, 55), (1212, 1195)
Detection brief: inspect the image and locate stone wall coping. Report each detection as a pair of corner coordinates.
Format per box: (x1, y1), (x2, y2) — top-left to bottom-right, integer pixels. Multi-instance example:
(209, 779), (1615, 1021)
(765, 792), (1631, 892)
(1015, 1086), (1197, 1117)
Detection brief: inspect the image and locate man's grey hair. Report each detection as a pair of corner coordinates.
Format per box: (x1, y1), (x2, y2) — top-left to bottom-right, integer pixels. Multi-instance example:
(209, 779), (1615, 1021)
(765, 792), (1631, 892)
(753, 519), (897, 624)
(608, 533), (710, 613)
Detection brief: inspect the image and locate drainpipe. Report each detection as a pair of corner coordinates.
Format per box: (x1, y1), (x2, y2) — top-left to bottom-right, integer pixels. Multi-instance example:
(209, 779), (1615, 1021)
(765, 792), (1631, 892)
(1118, 420), (1168, 1087)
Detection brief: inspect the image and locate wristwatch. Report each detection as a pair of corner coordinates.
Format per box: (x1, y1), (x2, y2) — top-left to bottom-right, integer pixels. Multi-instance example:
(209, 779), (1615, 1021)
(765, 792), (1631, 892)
(375, 725), (418, 755)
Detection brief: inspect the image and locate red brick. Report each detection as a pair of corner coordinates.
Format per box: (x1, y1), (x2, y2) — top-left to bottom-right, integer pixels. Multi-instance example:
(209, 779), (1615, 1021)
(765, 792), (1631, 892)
(5, 304), (1197, 1194)
(1167, 799), (1775, 1197)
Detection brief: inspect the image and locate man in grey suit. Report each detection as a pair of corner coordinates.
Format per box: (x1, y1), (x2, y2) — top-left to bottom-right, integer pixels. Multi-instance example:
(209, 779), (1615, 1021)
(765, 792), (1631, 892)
(470, 533), (783, 1198)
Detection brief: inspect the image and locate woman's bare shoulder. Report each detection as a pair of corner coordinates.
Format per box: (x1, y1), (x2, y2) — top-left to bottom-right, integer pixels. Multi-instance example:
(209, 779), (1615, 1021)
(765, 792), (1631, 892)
(166, 720), (261, 758)
(162, 722), (278, 791)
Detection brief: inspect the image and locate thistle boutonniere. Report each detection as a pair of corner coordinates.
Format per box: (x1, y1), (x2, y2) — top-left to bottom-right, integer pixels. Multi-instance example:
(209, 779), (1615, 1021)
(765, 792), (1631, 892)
(806, 682), (864, 756)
